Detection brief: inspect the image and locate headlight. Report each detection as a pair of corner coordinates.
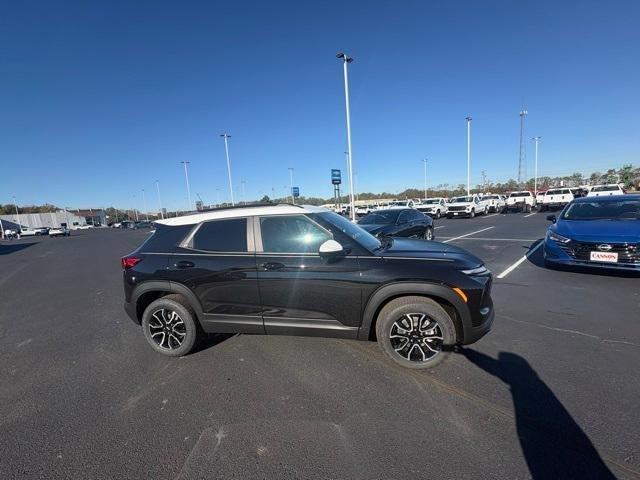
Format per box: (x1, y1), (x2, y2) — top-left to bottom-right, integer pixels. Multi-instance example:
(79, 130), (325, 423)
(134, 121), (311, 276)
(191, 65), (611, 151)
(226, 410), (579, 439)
(461, 265), (491, 276)
(547, 230), (570, 244)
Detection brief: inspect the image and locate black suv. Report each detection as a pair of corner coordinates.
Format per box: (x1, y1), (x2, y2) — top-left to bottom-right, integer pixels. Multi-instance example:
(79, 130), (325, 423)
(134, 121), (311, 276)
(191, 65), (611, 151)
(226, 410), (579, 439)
(123, 205), (493, 369)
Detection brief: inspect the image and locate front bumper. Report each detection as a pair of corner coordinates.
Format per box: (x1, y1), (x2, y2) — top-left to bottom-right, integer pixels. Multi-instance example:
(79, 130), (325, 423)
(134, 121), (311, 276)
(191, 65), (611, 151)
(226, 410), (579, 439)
(544, 240), (640, 272)
(462, 297), (494, 344)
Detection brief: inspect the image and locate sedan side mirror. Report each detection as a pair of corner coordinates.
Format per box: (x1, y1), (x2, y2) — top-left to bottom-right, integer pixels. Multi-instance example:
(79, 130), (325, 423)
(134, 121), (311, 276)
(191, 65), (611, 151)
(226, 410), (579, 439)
(319, 239), (346, 258)
(546, 215), (557, 223)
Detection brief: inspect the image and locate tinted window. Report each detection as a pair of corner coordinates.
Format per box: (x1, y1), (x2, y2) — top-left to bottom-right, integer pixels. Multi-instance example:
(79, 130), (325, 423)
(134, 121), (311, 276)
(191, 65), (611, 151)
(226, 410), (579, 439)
(260, 215), (331, 253)
(192, 218), (247, 252)
(359, 210), (399, 225)
(409, 210), (424, 221)
(140, 224), (193, 252)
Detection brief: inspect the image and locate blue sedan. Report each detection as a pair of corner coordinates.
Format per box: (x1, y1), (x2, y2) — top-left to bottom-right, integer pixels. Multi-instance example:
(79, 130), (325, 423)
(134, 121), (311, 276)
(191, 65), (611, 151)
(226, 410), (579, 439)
(544, 194), (640, 271)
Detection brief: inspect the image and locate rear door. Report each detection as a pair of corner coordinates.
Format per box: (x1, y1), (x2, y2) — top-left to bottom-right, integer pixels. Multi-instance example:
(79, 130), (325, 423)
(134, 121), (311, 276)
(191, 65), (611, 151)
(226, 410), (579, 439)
(167, 217), (263, 333)
(255, 214), (362, 338)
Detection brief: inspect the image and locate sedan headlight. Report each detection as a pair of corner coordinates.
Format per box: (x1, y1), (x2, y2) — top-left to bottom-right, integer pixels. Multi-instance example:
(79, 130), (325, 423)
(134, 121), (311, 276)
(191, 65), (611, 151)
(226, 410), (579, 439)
(461, 265), (491, 276)
(547, 230), (571, 244)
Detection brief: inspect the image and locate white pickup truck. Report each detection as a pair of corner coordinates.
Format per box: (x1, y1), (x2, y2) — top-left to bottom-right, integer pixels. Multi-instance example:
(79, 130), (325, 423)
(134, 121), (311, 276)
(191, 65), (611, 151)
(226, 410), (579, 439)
(446, 195), (489, 218)
(416, 198), (449, 219)
(587, 184), (625, 197)
(481, 194), (506, 213)
(539, 188), (574, 211)
(505, 191), (536, 213)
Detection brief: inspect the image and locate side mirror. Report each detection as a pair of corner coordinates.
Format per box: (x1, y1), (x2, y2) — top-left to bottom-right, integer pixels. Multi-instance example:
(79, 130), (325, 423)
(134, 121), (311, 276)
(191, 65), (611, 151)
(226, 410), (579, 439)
(546, 215), (557, 223)
(319, 239), (346, 258)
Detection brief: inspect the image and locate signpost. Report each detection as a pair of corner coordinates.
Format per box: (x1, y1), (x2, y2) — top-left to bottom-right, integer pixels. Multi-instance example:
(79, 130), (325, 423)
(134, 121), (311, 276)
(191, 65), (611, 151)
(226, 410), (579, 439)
(292, 187), (300, 199)
(331, 169), (342, 211)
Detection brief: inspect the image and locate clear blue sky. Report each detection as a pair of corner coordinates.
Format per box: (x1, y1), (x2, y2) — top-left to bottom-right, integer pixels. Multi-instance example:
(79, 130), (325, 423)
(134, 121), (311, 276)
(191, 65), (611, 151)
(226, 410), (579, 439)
(2, 0), (639, 211)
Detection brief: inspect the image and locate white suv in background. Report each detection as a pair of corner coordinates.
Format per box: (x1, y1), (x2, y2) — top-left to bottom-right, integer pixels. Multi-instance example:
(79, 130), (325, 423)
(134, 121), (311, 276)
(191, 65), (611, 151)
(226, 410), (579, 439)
(587, 184), (625, 197)
(446, 195), (489, 218)
(505, 191), (535, 213)
(539, 188), (574, 211)
(481, 194), (506, 213)
(416, 198), (448, 218)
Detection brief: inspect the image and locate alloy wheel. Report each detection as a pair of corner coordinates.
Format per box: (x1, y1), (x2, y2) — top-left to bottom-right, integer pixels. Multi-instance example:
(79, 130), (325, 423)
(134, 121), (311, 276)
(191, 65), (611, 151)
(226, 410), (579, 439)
(389, 313), (443, 362)
(148, 308), (187, 350)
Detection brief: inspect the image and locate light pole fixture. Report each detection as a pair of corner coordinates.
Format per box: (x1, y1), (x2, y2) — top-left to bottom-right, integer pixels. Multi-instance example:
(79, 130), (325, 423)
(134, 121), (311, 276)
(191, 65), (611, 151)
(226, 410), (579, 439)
(142, 189), (149, 221)
(288, 167), (295, 204)
(337, 51), (356, 221)
(180, 161), (192, 212)
(155, 180), (163, 219)
(518, 110), (528, 186)
(465, 117), (472, 195)
(241, 180), (246, 205)
(12, 195), (21, 227)
(532, 136), (542, 196)
(220, 133), (235, 206)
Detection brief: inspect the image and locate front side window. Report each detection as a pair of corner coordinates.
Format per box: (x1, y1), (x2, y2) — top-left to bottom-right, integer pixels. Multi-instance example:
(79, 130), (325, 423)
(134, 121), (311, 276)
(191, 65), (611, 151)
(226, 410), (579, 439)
(260, 215), (331, 253)
(192, 218), (248, 252)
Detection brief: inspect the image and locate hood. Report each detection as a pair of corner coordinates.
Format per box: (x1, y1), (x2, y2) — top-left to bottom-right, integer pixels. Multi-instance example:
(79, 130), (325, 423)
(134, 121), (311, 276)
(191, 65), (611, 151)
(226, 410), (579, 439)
(378, 238), (483, 269)
(554, 219), (640, 243)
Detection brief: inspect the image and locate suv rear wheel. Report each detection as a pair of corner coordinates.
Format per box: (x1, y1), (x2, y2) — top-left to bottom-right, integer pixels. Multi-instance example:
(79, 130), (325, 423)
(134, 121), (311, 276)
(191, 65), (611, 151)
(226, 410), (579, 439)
(141, 295), (200, 357)
(375, 296), (456, 369)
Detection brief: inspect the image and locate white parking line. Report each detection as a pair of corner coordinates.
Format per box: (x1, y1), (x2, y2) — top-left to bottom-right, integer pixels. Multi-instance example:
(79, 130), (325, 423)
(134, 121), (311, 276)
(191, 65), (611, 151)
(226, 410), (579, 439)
(496, 241), (544, 279)
(442, 227), (494, 243)
(480, 213), (499, 219)
(524, 212), (537, 218)
(434, 226), (446, 229)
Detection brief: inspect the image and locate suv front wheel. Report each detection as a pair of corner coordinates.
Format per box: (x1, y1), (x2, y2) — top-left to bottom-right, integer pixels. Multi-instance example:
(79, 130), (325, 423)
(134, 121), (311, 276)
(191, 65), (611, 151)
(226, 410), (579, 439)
(375, 296), (456, 369)
(141, 295), (200, 357)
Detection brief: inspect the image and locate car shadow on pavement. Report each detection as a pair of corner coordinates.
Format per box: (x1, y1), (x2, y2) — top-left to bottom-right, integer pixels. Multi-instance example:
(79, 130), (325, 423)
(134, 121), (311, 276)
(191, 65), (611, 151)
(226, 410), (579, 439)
(191, 333), (236, 354)
(0, 242), (37, 255)
(461, 349), (615, 480)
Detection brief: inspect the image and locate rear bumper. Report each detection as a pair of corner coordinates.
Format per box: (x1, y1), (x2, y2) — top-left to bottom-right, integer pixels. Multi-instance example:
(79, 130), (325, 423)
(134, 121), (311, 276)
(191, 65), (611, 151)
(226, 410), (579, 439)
(124, 301), (139, 325)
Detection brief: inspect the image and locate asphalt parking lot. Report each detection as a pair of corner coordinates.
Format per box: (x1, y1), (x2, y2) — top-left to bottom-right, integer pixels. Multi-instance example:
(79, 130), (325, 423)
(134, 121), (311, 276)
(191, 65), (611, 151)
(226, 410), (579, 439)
(1, 214), (638, 479)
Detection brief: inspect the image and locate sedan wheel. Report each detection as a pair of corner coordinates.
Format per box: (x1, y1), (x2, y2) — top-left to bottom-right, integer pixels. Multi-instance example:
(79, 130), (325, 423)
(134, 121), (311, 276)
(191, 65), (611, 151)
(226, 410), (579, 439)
(423, 227), (434, 241)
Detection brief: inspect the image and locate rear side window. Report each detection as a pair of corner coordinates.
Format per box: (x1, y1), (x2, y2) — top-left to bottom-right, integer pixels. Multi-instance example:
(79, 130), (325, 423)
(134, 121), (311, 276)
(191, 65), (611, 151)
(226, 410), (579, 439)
(192, 218), (247, 252)
(140, 224), (193, 252)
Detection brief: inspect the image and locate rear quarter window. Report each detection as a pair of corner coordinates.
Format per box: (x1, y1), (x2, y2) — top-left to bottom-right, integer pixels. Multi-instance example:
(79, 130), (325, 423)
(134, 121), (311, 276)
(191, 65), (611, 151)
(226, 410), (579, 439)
(191, 218), (248, 252)
(140, 224), (193, 252)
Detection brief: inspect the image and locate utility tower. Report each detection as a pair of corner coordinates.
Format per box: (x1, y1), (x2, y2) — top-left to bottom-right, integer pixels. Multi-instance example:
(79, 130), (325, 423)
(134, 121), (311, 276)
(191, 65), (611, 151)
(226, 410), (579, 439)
(518, 109), (528, 186)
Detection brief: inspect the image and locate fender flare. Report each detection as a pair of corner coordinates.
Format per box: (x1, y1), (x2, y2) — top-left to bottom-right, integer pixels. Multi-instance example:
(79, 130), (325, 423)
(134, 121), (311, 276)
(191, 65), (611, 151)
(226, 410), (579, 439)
(357, 282), (472, 341)
(129, 280), (204, 322)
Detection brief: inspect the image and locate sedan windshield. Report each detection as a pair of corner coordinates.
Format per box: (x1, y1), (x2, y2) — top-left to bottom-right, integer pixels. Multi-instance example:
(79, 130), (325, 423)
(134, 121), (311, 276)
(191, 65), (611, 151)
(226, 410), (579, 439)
(315, 211), (382, 251)
(561, 199), (640, 220)
(452, 196), (473, 203)
(358, 210), (400, 225)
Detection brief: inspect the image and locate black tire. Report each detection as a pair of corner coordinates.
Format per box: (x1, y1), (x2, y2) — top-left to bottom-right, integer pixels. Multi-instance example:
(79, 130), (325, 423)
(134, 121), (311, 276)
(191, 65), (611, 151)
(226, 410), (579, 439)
(423, 226), (434, 241)
(469, 209), (475, 218)
(524, 204), (531, 213)
(375, 296), (456, 369)
(447, 214), (453, 219)
(435, 210), (441, 219)
(141, 295), (201, 357)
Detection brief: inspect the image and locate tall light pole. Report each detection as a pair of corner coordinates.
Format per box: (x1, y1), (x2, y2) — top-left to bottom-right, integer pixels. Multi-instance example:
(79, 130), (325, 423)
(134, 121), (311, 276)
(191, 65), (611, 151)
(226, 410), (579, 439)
(180, 161), (192, 211)
(220, 133), (235, 206)
(241, 180), (246, 205)
(142, 189), (149, 221)
(12, 195), (21, 227)
(532, 136), (541, 196)
(465, 117), (472, 195)
(518, 110), (528, 187)
(155, 180), (163, 219)
(422, 158), (428, 199)
(337, 52), (356, 221)
(288, 167), (295, 204)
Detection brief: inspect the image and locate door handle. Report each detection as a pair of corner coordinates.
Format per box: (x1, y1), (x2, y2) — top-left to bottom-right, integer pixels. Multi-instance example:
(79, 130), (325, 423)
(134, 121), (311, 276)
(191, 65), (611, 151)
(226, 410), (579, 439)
(174, 260), (195, 269)
(262, 262), (285, 271)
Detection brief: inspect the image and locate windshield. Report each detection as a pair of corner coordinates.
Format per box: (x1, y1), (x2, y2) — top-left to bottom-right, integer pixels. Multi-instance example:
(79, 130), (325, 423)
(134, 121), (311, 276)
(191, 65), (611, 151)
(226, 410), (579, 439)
(424, 199), (440, 204)
(452, 196), (473, 203)
(592, 185), (619, 192)
(358, 210), (399, 225)
(561, 199), (640, 220)
(509, 192), (530, 197)
(315, 211), (382, 251)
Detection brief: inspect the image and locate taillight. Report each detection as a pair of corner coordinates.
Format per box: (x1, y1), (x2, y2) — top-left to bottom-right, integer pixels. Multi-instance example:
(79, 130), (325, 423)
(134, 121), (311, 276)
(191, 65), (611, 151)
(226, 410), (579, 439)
(121, 256), (142, 269)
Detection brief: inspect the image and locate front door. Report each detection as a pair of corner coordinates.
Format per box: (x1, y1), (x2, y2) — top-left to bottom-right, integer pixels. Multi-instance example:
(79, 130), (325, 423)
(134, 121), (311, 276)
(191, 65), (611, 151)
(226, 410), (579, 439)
(255, 214), (361, 338)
